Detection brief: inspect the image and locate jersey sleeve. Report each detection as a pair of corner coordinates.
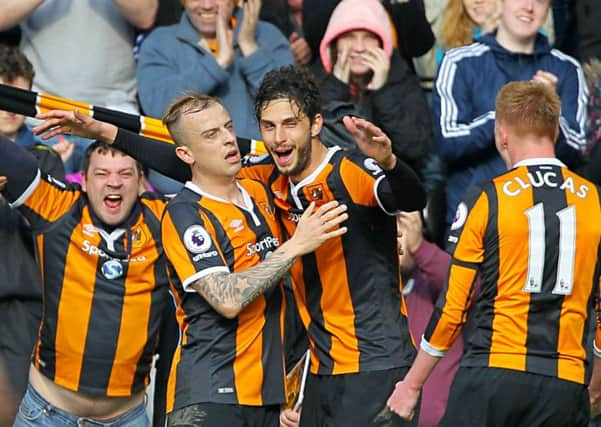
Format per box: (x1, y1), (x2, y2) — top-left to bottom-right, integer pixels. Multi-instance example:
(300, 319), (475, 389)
(161, 201), (229, 292)
(339, 152), (426, 215)
(422, 186), (488, 355)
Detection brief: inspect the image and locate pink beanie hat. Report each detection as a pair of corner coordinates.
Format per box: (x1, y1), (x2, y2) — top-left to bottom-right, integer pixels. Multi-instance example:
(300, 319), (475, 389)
(319, 0), (394, 73)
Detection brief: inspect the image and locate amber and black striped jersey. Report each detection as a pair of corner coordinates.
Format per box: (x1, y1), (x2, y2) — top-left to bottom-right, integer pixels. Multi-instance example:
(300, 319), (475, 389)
(8, 170), (170, 396)
(424, 159), (601, 385)
(161, 180), (286, 411)
(241, 147), (417, 375)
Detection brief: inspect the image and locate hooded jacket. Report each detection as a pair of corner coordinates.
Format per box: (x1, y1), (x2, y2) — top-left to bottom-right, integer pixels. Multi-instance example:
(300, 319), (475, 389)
(319, 0), (393, 73)
(434, 32), (588, 224)
(317, 0), (435, 176)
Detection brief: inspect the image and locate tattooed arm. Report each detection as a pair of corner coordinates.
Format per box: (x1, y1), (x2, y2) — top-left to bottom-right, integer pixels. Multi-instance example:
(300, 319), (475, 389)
(189, 201), (348, 318)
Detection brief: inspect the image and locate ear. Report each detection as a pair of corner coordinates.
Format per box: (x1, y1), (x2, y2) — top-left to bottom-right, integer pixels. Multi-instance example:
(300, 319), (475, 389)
(310, 113), (323, 138)
(80, 171), (87, 192)
(175, 145), (195, 165)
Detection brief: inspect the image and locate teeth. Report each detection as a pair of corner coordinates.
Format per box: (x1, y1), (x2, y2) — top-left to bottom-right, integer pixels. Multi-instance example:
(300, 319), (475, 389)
(106, 195), (121, 201)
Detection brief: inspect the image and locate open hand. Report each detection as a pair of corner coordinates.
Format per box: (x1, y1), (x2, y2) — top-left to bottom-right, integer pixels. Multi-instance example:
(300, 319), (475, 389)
(289, 32), (312, 65)
(290, 201), (348, 255)
(342, 116), (396, 170)
(238, 0), (261, 56)
(34, 109), (117, 143)
(333, 45), (351, 84)
(362, 47), (389, 91)
(215, 0), (234, 68)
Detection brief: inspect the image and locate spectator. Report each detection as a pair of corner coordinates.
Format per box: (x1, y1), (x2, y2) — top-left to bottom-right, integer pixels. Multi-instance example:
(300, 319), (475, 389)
(0, 136), (172, 427)
(433, 0), (587, 227)
(0, 0), (158, 174)
(388, 81), (601, 427)
(303, 0), (434, 71)
(437, 0), (500, 64)
(318, 0), (434, 173)
(397, 211), (463, 427)
(137, 0), (293, 141)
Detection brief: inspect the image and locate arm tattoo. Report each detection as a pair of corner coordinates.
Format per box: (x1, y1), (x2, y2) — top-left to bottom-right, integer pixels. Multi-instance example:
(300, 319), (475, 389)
(190, 250), (297, 314)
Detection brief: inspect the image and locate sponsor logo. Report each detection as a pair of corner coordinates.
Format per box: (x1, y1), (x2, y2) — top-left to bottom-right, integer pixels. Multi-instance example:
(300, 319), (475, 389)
(192, 251), (219, 262)
(101, 259), (124, 280)
(217, 387), (234, 394)
(183, 225), (212, 254)
(247, 236), (279, 257)
(229, 219), (244, 232)
(450, 202), (468, 231)
(81, 240), (147, 262)
(363, 158), (382, 175)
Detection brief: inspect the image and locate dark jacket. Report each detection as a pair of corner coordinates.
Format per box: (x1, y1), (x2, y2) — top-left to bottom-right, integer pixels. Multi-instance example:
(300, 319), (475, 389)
(319, 50), (435, 174)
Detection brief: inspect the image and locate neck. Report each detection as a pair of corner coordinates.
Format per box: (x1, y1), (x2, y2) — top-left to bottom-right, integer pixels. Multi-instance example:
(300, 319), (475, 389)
(191, 172), (242, 204)
(290, 140), (329, 184)
(509, 140), (556, 166)
(496, 27), (536, 54)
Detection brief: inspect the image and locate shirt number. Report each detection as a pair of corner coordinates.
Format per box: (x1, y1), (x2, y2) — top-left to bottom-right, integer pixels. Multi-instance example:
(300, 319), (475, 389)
(523, 203), (576, 295)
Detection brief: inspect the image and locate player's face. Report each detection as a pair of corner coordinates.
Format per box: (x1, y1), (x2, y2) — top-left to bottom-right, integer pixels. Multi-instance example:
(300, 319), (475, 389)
(181, 103), (241, 180)
(0, 76), (30, 141)
(185, 0), (234, 39)
(335, 30), (381, 76)
(82, 150), (141, 226)
(259, 99), (321, 182)
(498, 0), (549, 42)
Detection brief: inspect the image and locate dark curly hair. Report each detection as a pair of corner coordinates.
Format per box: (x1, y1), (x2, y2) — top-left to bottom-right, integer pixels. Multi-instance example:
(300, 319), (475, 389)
(254, 65), (321, 123)
(0, 44), (34, 84)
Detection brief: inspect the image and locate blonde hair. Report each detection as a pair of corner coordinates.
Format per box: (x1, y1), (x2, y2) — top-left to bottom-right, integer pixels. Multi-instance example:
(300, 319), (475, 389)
(495, 81), (560, 142)
(162, 93), (221, 146)
(439, 0), (475, 50)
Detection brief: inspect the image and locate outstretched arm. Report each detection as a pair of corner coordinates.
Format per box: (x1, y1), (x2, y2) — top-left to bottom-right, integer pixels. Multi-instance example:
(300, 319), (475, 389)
(34, 110), (189, 181)
(190, 201), (348, 318)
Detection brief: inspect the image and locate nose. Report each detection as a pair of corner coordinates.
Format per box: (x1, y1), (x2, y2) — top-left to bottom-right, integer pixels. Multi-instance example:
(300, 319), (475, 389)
(524, 0), (533, 10)
(106, 173), (123, 187)
(274, 125), (286, 144)
(223, 127), (236, 145)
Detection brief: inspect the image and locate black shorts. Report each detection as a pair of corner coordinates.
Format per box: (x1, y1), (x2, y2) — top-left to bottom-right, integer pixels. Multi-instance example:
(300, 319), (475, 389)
(167, 402), (279, 427)
(299, 367), (418, 427)
(440, 367), (589, 427)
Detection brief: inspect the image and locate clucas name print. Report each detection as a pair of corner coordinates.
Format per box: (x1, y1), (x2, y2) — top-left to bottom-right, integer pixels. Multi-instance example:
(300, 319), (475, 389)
(502, 169), (589, 198)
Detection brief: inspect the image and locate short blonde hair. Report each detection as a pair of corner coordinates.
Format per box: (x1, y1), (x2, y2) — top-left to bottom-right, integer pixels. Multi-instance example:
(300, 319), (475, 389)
(162, 93), (221, 146)
(495, 81), (560, 142)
